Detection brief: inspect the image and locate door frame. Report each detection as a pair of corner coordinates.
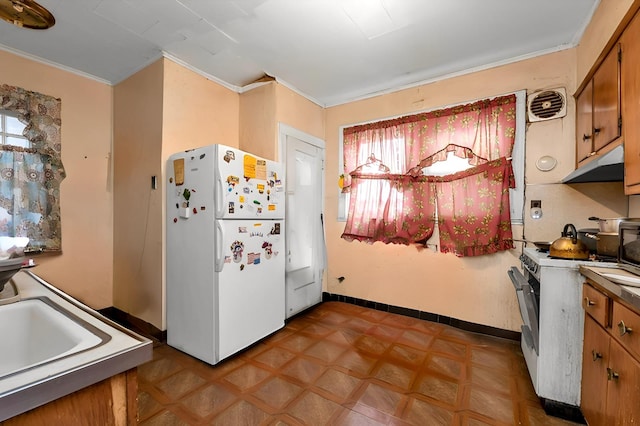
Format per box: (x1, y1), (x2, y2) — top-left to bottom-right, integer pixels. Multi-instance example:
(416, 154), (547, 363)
(277, 122), (326, 292)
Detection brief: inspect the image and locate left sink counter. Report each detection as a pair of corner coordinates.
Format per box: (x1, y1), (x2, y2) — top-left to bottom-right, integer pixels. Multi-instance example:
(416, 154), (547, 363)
(0, 270), (153, 421)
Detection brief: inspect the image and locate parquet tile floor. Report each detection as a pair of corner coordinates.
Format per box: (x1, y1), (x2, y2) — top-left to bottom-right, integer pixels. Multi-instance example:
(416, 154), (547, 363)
(137, 301), (580, 425)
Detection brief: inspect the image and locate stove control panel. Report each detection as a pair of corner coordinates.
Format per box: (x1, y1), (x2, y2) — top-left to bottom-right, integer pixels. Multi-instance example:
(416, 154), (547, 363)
(519, 253), (539, 277)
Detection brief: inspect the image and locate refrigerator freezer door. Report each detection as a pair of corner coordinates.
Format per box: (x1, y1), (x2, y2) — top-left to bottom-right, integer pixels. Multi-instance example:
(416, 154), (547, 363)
(215, 146), (285, 220)
(216, 219), (285, 361)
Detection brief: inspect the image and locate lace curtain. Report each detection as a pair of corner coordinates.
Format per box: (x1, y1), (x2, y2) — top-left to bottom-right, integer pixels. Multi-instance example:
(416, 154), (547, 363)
(341, 94), (517, 257)
(0, 84), (65, 250)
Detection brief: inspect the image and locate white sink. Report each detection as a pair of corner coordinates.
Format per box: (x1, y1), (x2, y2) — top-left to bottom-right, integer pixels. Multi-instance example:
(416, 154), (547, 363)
(0, 297), (108, 378)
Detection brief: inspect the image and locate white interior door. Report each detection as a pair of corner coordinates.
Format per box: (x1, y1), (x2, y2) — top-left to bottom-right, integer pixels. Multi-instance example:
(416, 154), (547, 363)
(284, 131), (324, 318)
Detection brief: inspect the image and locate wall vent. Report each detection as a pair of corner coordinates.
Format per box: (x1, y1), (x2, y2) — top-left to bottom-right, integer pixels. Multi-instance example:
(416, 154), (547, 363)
(527, 88), (567, 122)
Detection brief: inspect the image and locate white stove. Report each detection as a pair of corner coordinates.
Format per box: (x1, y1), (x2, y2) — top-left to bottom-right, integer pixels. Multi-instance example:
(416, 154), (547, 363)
(509, 247), (618, 419)
(520, 247), (617, 281)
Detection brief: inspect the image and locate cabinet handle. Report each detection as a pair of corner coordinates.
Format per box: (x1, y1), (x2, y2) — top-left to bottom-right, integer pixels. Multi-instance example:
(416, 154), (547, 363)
(594, 127), (601, 134)
(607, 367), (620, 381)
(618, 320), (633, 336)
(591, 349), (602, 361)
(588, 151), (597, 157)
(584, 297), (595, 307)
(582, 134), (591, 141)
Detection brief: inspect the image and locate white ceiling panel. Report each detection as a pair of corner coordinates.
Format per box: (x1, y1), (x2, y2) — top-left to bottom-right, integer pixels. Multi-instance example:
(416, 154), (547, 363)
(94, 0), (158, 35)
(0, 0), (600, 105)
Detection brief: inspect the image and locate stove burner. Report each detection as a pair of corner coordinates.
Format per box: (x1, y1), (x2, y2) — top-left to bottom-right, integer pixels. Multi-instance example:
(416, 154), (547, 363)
(547, 254), (618, 262)
(591, 254), (618, 263)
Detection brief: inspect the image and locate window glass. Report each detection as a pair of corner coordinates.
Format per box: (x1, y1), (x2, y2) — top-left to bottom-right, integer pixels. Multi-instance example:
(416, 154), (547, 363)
(421, 151), (474, 176)
(5, 115), (24, 135)
(0, 111), (29, 147)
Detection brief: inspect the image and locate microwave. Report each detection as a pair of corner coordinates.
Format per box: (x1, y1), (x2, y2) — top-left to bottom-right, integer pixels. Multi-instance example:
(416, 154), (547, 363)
(619, 219), (640, 275)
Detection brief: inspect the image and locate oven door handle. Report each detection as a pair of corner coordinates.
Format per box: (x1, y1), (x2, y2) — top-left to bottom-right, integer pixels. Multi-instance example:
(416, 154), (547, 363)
(508, 266), (540, 355)
(508, 266), (526, 291)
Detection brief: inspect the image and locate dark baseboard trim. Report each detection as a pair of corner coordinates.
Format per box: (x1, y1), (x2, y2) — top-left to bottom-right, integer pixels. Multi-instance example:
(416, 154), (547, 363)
(99, 306), (166, 343)
(99, 293), (520, 345)
(322, 291), (521, 341)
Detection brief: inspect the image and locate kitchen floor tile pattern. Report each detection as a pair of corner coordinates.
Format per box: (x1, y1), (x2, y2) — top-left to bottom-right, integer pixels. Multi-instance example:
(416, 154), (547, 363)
(137, 302), (579, 425)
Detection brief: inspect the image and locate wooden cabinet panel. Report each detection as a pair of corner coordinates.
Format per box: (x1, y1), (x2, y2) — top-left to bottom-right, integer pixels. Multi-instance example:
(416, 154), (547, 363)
(592, 44), (621, 152)
(605, 338), (640, 425)
(576, 81), (594, 164)
(612, 301), (640, 359)
(621, 11), (640, 193)
(582, 315), (610, 426)
(582, 281), (640, 426)
(3, 370), (138, 425)
(583, 284), (609, 327)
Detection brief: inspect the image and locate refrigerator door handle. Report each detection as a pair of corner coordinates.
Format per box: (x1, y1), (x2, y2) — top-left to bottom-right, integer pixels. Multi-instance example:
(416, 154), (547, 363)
(215, 172), (224, 218)
(215, 220), (224, 272)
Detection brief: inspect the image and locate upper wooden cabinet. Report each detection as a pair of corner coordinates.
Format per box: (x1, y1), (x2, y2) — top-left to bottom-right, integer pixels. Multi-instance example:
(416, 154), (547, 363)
(575, 44), (621, 166)
(576, 80), (594, 165)
(621, 9), (640, 194)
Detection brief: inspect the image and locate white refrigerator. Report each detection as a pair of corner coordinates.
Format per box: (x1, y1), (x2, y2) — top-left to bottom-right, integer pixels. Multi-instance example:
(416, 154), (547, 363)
(166, 144), (285, 365)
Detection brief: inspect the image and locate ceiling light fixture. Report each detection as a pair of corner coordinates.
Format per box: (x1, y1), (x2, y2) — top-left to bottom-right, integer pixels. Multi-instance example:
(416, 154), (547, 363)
(0, 0), (55, 29)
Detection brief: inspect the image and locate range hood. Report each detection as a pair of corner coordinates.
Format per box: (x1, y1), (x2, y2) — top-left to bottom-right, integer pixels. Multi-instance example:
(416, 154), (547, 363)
(562, 144), (624, 183)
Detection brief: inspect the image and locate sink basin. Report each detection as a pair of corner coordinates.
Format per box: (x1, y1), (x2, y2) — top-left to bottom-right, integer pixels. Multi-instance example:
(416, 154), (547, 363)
(0, 297), (109, 378)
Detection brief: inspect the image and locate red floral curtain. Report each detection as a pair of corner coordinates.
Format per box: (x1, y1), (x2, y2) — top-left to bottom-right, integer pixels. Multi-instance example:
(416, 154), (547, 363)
(341, 94), (517, 256)
(342, 166), (436, 245)
(434, 158), (514, 256)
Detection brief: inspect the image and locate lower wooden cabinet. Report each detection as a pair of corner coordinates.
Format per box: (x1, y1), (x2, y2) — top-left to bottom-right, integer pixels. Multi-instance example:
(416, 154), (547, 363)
(582, 283), (640, 425)
(606, 338), (640, 424)
(2, 369), (138, 425)
(582, 315), (610, 426)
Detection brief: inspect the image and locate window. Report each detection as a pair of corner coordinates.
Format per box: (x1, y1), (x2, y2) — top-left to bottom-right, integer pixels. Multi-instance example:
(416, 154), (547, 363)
(338, 93), (522, 256)
(0, 110), (29, 148)
(339, 91), (525, 224)
(0, 84), (65, 251)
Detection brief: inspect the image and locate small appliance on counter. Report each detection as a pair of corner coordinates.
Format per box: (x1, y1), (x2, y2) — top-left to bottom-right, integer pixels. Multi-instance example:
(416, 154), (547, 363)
(618, 219), (640, 275)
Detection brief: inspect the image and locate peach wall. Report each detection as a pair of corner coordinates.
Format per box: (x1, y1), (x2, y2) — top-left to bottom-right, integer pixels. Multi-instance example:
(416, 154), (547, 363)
(113, 60), (164, 327)
(240, 83), (277, 160)
(162, 59), (239, 155)
(239, 82), (325, 161)
(114, 58), (239, 330)
(324, 42), (628, 331)
(275, 83), (325, 142)
(0, 50), (114, 309)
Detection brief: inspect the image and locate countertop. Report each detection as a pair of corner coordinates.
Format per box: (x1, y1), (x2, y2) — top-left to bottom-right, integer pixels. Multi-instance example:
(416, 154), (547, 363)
(580, 265), (640, 314)
(0, 270), (153, 421)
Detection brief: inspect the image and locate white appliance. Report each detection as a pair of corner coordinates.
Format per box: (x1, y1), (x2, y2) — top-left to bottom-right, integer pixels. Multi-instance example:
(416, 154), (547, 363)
(166, 144), (285, 365)
(508, 248), (617, 419)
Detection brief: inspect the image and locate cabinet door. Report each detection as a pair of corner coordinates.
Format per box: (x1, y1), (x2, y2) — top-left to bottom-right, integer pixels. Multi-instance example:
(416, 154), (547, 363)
(621, 11), (640, 193)
(592, 44), (621, 152)
(611, 301), (640, 359)
(576, 81), (594, 164)
(605, 338), (640, 425)
(583, 283), (609, 327)
(582, 315), (610, 426)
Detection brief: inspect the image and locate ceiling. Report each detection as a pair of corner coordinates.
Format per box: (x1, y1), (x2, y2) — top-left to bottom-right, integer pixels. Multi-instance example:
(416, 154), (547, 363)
(0, 0), (600, 106)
